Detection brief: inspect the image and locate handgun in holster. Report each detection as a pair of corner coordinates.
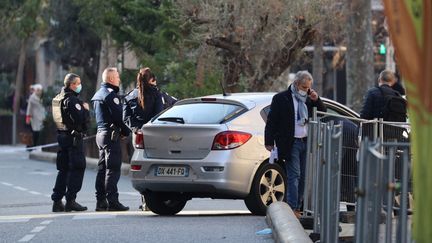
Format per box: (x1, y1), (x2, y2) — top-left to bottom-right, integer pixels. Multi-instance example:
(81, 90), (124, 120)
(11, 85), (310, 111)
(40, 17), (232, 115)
(110, 124), (120, 142)
(71, 130), (83, 147)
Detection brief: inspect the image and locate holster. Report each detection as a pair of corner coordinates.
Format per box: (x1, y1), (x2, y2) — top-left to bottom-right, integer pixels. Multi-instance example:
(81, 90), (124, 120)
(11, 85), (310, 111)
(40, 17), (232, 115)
(110, 124), (120, 142)
(71, 130), (83, 147)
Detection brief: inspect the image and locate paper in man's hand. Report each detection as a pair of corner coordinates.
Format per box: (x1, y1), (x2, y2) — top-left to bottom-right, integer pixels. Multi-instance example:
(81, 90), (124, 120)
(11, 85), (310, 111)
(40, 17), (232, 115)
(269, 146), (278, 164)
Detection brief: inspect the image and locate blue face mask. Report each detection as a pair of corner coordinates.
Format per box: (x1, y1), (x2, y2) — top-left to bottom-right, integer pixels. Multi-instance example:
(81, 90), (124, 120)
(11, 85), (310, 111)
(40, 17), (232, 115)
(75, 84), (82, 94)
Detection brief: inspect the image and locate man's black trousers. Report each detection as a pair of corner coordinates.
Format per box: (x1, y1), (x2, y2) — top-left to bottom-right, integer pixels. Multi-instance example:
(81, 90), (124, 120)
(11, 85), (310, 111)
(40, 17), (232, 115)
(51, 132), (86, 201)
(95, 130), (122, 203)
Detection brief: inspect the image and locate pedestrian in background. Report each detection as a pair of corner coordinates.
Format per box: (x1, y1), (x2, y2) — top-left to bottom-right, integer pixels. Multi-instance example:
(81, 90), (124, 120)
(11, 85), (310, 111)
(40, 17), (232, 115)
(91, 67), (130, 211)
(360, 69), (407, 140)
(360, 69), (401, 120)
(264, 70), (326, 218)
(25, 84), (46, 147)
(51, 73), (90, 212)
(360, 69), (409, 214)
(123, 67), (163, 132)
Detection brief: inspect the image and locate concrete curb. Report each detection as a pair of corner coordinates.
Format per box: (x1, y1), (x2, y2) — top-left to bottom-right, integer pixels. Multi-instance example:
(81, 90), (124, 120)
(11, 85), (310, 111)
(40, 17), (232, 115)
(266, 202), (312, 243)
(29, 150), (130, 175)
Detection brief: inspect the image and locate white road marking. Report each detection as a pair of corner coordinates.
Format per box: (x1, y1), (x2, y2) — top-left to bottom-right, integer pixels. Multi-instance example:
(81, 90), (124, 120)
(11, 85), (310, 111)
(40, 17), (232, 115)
(0, 209), (250, 223)
(1, 181), (47, 198)
(40, 220), (53, 225)
(14, 186), (28, 191)
(28, 171), (54, 176)
(0, 218), (31, 223)
(1, 182), (13, 186)
(73, 214), (117, 220)
(30, 226), (46, 233)
(44, 194), (51, 198)
(177, 210), (251, 215)
(119, 191), (140, 196)
(18, 234), (35, 242)
(15, 218), (52, 242)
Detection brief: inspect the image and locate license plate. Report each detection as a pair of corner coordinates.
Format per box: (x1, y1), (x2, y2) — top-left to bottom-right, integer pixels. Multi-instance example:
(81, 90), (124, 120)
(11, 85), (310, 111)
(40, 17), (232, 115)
(155, 166), (189, 177)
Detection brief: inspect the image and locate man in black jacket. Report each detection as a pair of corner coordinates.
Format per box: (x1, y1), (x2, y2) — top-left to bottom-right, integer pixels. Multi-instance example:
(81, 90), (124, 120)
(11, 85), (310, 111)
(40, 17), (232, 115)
(265, 71), (326, 216)
(360, 70), (407, 141)
(360, 70), (399, 120)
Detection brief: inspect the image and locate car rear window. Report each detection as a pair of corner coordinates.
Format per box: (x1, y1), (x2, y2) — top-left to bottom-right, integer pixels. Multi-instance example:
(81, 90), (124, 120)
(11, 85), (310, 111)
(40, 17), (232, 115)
(153, 103), (246, 124)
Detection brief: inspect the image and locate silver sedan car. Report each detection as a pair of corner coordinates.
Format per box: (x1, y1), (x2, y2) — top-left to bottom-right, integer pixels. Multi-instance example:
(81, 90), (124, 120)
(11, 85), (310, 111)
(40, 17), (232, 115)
(130, 93), (356, 215)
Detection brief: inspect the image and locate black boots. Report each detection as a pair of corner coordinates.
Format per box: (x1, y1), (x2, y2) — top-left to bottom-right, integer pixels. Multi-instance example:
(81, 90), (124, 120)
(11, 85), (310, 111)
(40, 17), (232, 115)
(52, 200), (65, 212)
(65, 200), (88, 212)
(55, 199), (128, 212)
(108, 201), (129, 211)
(96, 199), (129, 211)
(95, 199), (109, 211)
(53, 200), (87, 212)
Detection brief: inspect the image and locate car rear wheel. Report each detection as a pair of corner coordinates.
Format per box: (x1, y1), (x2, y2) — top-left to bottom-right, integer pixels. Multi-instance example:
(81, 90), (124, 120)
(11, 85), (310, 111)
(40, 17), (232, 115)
(143, 192), (188, 215)
(244, 163), (286, 215)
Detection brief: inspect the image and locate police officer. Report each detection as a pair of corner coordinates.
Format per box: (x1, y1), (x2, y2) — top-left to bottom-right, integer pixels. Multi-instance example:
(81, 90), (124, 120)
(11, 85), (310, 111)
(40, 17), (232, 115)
(92, 67), (130, 211)
(51, 73), (89, 212)
(123, 67), (163, 132)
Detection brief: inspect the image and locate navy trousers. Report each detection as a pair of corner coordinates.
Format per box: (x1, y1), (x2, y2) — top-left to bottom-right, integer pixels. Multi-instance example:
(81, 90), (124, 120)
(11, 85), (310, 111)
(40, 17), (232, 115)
(95, 130), (122, 203)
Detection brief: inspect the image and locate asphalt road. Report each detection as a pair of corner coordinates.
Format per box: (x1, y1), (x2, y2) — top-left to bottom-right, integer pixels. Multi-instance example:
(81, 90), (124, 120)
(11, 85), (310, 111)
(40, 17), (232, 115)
(0, 146), (273, 243)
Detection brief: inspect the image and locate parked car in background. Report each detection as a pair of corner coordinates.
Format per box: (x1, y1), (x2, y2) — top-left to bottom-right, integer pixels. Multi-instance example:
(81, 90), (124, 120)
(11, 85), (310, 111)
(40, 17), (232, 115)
(130, 93), (360, 215)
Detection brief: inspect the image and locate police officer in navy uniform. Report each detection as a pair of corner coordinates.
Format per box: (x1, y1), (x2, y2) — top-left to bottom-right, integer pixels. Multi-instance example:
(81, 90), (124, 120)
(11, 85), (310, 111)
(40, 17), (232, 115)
(92, 67), (130, 211)
(51, 73), (89, 212)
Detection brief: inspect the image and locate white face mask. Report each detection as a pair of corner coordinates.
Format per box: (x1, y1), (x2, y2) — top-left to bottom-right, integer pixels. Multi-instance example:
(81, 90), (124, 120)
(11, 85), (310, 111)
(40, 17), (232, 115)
(298, 89), (307, 97)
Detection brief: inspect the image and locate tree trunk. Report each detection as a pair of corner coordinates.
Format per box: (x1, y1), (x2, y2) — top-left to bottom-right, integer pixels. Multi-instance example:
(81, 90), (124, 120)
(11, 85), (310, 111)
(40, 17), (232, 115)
(12, 39), (27, 144)
(223, 56), (243, 93)
(345, 0), (374, 112)
(13, 39), (27, 114)
(313, 32), (324, 95)
(96, 37), (118, 89)
(195, 46), (207, 88)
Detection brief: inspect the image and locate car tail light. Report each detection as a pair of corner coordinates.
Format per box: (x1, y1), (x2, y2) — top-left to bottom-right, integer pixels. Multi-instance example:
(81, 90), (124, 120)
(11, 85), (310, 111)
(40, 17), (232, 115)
(135, 130), (144, 149)
(131, 165), (142, 171)
(212, 131), (252, 150)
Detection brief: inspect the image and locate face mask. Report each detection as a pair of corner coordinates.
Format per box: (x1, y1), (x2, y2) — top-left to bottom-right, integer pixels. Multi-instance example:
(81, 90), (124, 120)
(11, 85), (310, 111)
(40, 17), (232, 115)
(298, 89), (307, 97)
(75, 84), (82, 94)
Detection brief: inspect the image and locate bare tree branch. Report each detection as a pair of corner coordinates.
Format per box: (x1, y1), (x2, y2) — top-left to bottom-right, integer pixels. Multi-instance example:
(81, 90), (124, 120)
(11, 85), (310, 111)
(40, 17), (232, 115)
(205, 37), (240, 54)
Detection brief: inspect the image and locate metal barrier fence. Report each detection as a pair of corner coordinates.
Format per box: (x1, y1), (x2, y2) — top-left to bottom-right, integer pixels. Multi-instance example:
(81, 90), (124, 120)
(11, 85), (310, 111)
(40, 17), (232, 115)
(303, 109), (412, 243)
(355, 139), (411, 243)
(304, 116), (344, 243)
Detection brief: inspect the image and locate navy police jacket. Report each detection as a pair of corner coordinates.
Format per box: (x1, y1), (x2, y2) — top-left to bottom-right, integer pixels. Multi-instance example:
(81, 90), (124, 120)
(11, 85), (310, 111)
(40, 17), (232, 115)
(123, 86), (163, 131)
(91, 83), (130, 136)
(62, 87), (90, 133)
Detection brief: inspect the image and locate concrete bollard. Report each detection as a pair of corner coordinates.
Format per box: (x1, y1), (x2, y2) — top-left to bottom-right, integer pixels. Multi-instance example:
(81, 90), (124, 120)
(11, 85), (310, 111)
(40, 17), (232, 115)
(266, 202), (312, 243)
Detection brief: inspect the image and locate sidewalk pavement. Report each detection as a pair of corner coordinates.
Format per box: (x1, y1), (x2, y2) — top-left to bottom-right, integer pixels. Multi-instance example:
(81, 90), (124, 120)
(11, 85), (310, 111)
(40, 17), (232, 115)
(29, 150), (130, 175)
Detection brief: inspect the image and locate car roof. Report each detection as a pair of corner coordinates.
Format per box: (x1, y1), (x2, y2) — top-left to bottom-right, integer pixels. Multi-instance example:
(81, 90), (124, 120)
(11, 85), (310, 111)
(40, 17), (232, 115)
(321, 97), (360, 118)
(178, 92), (359, 118)
(175, 92), (276, 110)
(205, 92), (276, 106)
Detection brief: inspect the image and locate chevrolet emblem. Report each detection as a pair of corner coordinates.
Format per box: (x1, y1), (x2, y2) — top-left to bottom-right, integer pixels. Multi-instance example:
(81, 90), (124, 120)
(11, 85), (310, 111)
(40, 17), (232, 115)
(168, 135), (183, 142)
